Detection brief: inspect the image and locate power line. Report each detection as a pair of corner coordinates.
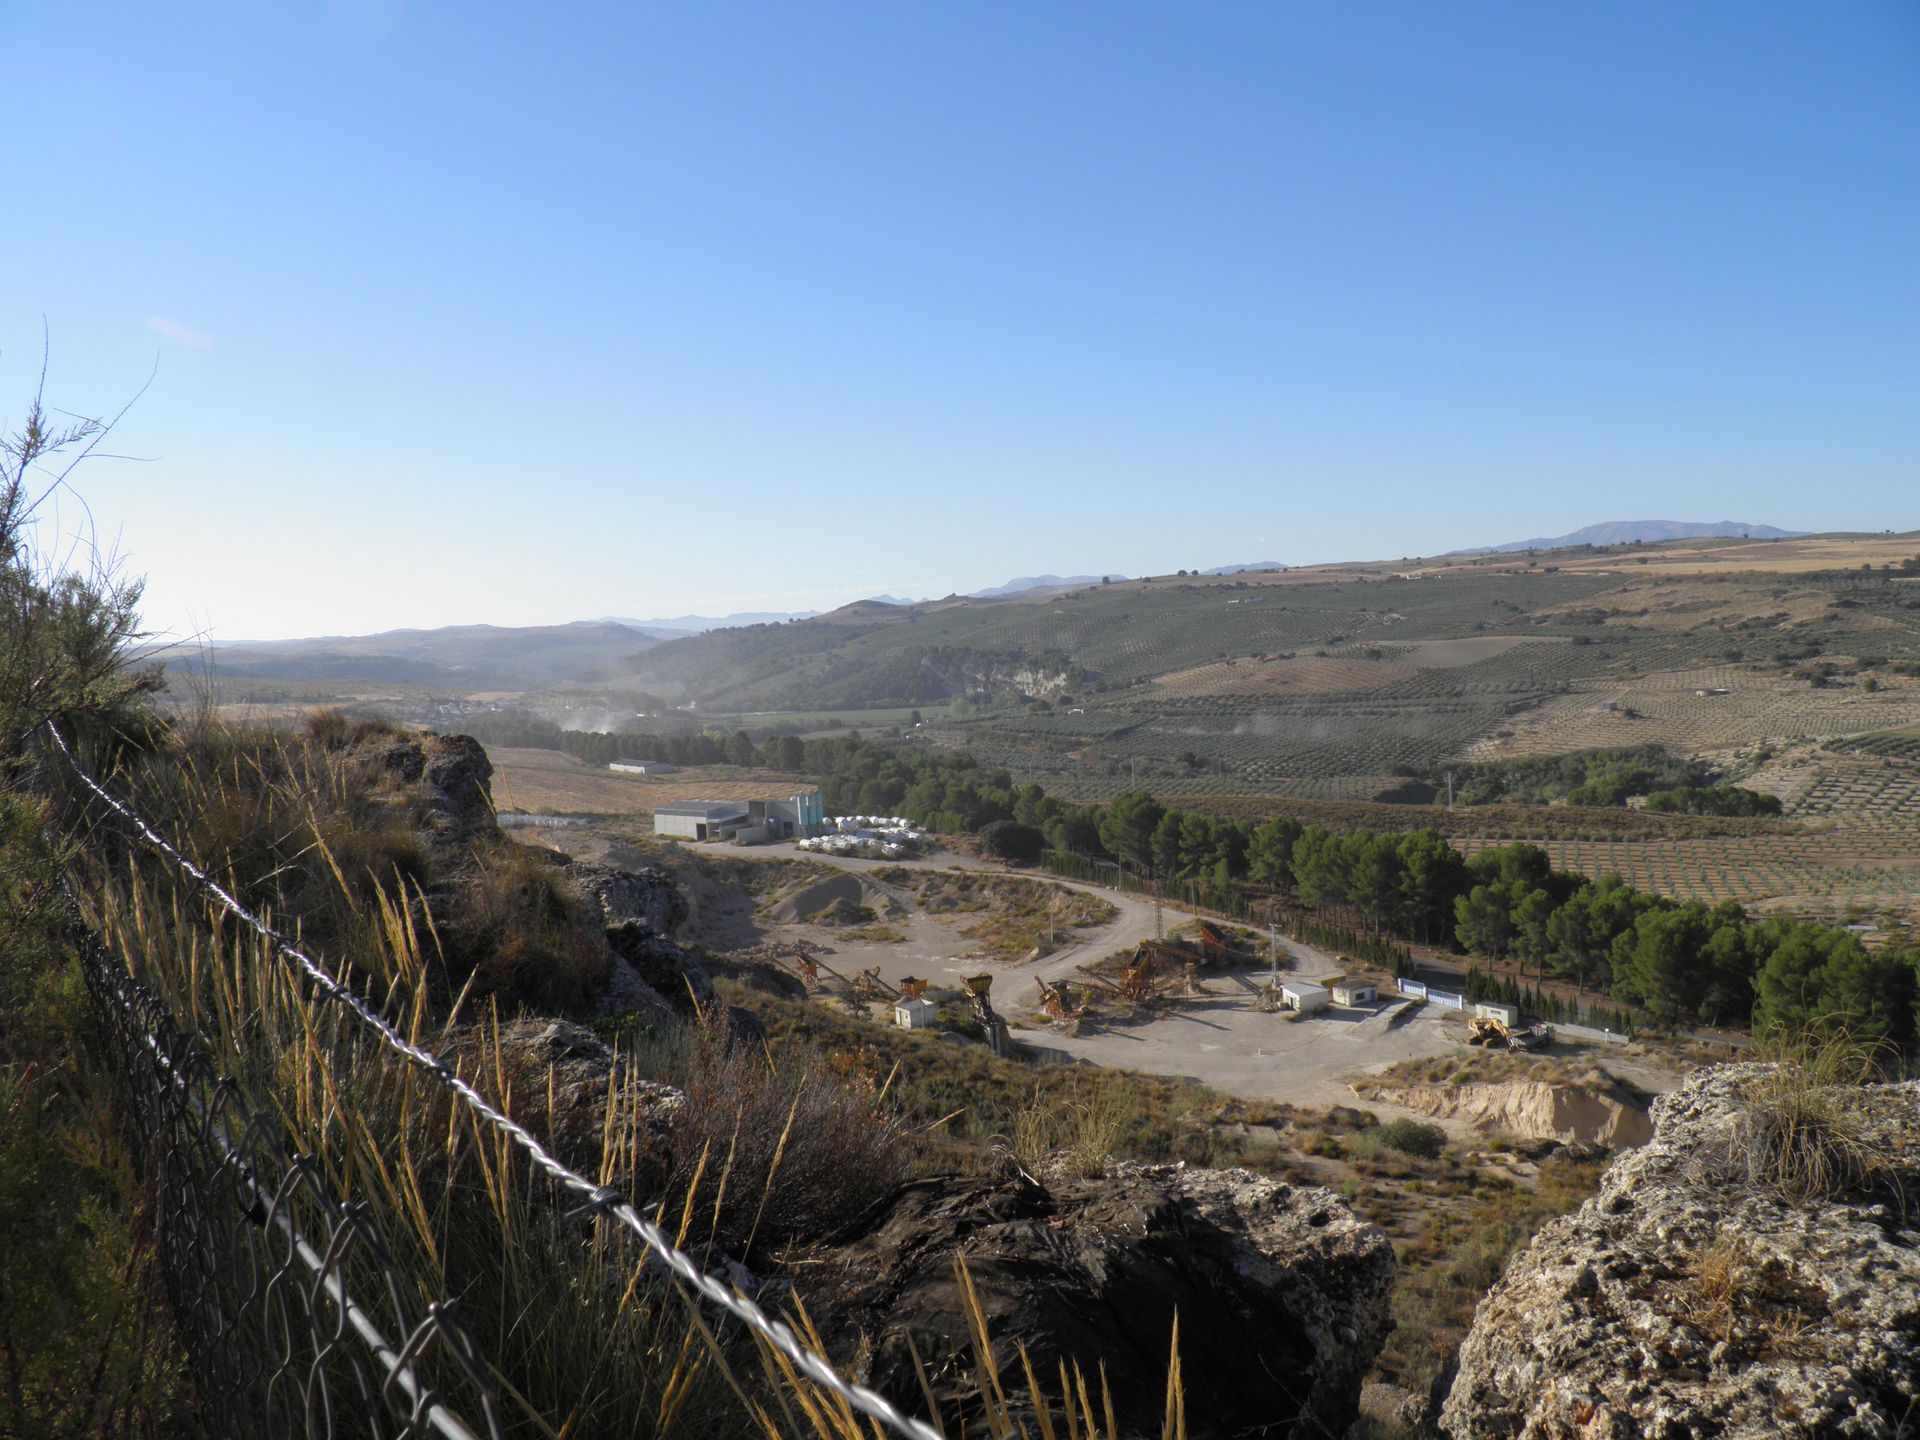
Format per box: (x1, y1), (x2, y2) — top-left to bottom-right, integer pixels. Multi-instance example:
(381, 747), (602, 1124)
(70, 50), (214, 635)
(47, 723), (947, 1440)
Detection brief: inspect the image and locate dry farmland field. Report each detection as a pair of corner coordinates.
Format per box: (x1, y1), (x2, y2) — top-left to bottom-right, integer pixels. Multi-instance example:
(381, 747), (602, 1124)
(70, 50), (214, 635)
(1461, 668), (1920, 763)
(486, 747), (815, 820)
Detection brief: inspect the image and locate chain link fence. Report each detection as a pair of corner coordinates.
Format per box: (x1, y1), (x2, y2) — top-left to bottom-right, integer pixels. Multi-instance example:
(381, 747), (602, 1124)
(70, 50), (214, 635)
(81, 934), (505, 1440)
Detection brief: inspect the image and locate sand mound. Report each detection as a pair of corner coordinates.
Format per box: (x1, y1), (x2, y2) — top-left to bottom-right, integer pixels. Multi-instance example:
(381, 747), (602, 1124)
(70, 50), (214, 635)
(767, 872), (900, 924)
(1361, 1080), (1653, 1148)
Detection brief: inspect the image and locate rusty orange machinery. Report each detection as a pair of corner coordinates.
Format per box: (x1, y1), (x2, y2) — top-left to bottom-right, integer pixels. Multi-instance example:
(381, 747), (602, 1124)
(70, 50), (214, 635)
(1035, 977), (1089, 1026)
(1194, 921), (1230, 964)
(775, 948), (899, 1001)
(1077, 941), (1187, 1004)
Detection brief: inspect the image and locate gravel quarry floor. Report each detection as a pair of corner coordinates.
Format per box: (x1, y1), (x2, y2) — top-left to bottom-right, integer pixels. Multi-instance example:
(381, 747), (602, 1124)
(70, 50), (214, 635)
(530, 827), (1681, 1135)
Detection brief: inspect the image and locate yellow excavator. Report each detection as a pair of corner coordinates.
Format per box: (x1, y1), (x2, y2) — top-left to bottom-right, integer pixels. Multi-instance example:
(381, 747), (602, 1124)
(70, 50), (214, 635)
(1467, 1015), (1553, 1050)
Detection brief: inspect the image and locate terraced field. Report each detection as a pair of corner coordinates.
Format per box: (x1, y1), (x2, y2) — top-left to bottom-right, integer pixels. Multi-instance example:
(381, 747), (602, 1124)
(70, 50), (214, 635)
(1454, 830), (1920, 925)
(1464, 669), (1920, 762)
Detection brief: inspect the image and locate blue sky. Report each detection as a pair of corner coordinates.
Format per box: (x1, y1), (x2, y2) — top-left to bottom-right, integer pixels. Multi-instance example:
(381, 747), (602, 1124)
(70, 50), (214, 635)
(4, 2), (1918, 639)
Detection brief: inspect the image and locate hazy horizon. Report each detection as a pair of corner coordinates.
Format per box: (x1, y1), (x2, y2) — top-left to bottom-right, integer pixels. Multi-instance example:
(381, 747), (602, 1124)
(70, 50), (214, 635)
(6, 3), (1917, 641)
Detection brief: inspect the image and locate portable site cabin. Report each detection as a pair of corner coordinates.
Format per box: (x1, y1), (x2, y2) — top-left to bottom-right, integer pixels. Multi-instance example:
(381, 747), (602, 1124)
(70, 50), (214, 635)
(1280, 981), (1330, 1015)
(1474, 1001), (1521, 1028)
(894, 996), (938, 1030)
(1331, 980), (1378, 1007)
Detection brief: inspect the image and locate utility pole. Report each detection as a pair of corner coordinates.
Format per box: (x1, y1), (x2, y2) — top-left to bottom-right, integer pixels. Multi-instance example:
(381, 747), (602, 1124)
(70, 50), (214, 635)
(1269, 921), (1281, 985)
(1445, 770), (1455, 809)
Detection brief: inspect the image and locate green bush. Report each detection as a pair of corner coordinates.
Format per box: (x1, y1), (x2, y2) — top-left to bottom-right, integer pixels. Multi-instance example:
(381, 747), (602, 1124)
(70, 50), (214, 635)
(978, 819), (1047, 863)
(1356, 1119), (1447, 1159)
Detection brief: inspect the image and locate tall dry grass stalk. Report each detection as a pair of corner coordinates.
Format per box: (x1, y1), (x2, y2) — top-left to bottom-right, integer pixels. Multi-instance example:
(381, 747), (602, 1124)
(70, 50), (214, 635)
(1008, 1088), (1126, 1179)
(63, 719), (1191, 1440)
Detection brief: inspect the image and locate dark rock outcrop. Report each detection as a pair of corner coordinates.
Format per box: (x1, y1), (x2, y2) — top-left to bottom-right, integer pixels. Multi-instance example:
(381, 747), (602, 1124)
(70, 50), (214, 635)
(1441, 1065), (1920, 1439)
(446, 1019), (682, 1181)
(801, 1162), (1394, 1440)
(422, 734), (494, 833)
(569, 861), (690, 938)
(372, 732), (495, 842)
(605, 921), (713, 1013)
(560, 859), (721, 1022)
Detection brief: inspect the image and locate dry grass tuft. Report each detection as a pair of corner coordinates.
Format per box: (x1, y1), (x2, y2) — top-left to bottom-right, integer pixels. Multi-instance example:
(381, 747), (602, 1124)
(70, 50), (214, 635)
(1007, 1086), (1128, 1179)
(1729, 1027), (1903, 1204)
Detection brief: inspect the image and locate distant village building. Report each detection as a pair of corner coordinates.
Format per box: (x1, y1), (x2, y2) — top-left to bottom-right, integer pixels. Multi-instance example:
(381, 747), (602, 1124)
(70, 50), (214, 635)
(652, 792), (825, 844)
(610, 760), (675, 775)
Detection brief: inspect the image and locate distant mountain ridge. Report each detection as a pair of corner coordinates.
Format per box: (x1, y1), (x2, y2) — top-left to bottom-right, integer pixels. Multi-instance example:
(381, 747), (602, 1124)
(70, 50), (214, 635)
(1457, 520), (1804, 555)
(600, 610), (822, 633)
(969, 574), (1129, 597)
(187, 621), (659, 689)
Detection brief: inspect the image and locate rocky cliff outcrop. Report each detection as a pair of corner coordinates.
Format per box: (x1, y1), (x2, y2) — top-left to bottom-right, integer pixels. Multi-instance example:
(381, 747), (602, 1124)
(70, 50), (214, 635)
(374, 732), (496, 842)
(564, 857), (716, 1020)
(368, 732), (720, 1023)
(446, 1018), (683, 1180)
(803, 1162), (1395, 1440)
(1441, 1064), (1920, 1439)
(568, 860), (691, 937)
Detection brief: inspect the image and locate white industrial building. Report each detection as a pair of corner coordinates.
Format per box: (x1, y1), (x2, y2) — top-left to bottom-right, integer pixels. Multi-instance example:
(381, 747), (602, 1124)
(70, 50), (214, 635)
(610, 760), (676, 775)
(652, 792), (825, 843)
(1331, 980), (1378, 1007)
(653, 801), (751, 841)
(1280, 981), (1329, 1014)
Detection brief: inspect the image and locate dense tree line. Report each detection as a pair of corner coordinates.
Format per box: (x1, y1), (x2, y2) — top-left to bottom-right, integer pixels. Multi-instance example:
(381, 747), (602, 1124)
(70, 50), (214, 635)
(1450, 744), (1779, 814)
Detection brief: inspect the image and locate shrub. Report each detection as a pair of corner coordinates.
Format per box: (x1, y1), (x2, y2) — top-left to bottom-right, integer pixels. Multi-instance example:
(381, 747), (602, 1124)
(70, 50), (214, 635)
(670, 1007), (910, 1255)
(1008, 1087), (1126, 1178)
(1355, 1119), (1447, 1160)
(447, 845), (607, 1012)
(978, 819), (1047, 864)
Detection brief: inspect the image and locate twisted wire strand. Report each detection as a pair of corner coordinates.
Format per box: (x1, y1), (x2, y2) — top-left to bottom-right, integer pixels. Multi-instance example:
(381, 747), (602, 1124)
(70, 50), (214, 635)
(48, 722), (947, 1440)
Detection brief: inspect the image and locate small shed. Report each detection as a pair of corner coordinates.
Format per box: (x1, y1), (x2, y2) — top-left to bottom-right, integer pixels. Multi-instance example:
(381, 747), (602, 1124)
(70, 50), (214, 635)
(1474, 1001), (1521, 1028)
(893, 996), (938, 1031)
(1331, 980), (1378, 1007)
(1280, 981), (1329, 1015)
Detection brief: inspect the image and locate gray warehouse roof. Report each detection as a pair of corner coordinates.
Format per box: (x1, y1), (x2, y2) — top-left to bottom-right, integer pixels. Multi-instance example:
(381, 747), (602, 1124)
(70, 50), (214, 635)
(653, 801), (750, 819)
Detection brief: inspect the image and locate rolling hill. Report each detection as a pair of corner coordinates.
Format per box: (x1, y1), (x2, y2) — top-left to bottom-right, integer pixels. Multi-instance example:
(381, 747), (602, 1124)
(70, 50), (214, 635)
(192, 622), (660, 689)
(1460, 520), (1803, 554)
(590, 532), (1920, 723)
